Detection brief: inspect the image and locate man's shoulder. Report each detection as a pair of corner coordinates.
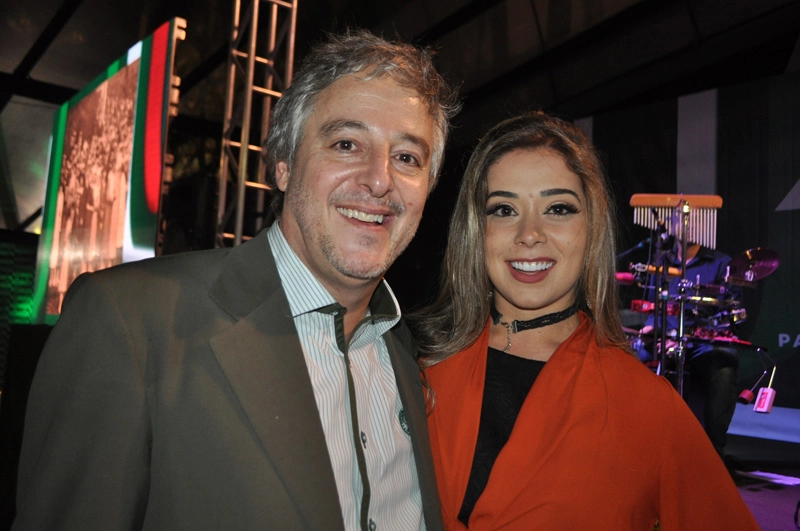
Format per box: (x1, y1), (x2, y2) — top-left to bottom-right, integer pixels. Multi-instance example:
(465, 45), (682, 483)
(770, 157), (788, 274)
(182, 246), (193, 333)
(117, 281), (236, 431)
(57, 248), (229, 315)
(79, 247), (231, 290)
(129, 245), (229, 271)
(88, 229), (274, 284)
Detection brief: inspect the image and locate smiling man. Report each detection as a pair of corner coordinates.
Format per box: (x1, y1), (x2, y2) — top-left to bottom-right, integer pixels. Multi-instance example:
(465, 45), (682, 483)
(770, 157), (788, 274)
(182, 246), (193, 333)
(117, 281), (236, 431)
(14, 31), (459, 531)
(276, 72), (435, 332)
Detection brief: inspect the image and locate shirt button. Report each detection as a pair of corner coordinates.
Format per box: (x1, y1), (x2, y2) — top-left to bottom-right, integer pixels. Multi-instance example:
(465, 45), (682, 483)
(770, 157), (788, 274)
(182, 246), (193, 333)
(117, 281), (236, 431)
(360, 431), (367, 448)
(368, 518), (377, 531)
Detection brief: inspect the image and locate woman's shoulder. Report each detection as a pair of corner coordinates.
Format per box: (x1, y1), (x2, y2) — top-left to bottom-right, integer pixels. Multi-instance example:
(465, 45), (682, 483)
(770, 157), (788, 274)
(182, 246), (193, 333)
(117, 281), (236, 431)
(424, 332), (488, 386)
(596, 344), (679, 397)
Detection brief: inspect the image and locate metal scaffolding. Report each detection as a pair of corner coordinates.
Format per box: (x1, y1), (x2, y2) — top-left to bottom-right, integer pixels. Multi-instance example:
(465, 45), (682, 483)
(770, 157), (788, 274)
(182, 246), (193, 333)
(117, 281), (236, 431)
(216, 0), (297, 246)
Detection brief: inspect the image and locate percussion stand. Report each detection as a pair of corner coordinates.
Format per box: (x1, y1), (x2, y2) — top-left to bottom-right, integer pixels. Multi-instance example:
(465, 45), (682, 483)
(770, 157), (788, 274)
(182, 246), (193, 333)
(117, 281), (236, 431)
(629, 193), (723, 396)
(671, 201), (692, 397)
(651, 221), (669, 376)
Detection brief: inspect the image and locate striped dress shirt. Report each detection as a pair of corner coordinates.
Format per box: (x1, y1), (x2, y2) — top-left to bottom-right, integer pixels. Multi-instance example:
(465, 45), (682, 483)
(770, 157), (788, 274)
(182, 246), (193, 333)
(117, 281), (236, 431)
(267, 224), (425, 531)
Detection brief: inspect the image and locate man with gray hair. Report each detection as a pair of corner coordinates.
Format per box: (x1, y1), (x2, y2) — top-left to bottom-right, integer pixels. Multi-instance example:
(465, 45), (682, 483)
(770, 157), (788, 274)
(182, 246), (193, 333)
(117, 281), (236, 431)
(14, 30), (459, 530)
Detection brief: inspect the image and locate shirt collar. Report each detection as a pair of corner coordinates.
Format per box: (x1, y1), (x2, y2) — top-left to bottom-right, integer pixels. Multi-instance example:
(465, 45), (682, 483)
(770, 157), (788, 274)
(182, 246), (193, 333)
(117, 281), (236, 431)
(267, 223), (401, 325)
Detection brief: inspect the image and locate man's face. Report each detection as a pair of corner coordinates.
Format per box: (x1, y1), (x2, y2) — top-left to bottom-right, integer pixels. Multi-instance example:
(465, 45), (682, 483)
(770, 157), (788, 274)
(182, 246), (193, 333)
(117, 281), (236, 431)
(276, 73), (436, 296)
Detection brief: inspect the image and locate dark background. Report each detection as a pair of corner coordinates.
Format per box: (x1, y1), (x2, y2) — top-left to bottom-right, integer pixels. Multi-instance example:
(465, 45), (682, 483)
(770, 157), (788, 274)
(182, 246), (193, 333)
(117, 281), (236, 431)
(1, 0), (799, 404)
(1, 3), (799, 528)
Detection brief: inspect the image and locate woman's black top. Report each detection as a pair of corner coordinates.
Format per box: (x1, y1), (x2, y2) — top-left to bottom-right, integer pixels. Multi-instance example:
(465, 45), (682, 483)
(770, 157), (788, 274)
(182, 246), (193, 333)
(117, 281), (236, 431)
(457, 347), (546, 526)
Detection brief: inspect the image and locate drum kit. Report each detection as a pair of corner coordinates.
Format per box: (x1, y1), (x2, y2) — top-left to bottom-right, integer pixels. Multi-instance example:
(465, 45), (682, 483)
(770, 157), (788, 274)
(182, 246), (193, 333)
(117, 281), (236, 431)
(620, 194), (780, 397)
(623, 247), (778, 337)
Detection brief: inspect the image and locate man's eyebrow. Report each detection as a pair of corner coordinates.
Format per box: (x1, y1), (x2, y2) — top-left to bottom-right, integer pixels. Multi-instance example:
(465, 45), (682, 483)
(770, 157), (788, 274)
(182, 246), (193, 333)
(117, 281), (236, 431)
(319, 119), (367, 137)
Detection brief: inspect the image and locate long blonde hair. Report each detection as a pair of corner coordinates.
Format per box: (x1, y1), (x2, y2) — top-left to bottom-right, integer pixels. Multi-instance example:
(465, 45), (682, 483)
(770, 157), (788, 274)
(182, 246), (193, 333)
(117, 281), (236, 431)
(410, 111), (630, 365)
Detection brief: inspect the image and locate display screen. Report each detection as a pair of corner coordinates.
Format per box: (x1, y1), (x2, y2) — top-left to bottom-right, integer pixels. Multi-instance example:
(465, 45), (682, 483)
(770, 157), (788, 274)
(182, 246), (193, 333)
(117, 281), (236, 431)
(32, 18), (185, 323)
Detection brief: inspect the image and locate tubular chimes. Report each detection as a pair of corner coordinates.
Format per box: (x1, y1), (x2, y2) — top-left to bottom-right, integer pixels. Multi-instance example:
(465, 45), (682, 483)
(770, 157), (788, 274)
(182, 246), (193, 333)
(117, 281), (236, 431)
(630, 193), (723, 249)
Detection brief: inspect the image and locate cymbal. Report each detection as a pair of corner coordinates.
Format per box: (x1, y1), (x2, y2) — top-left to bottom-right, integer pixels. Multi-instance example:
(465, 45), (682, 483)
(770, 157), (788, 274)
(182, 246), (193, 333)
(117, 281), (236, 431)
(728, 248), (780, 284)
(672, 294), (739, 307)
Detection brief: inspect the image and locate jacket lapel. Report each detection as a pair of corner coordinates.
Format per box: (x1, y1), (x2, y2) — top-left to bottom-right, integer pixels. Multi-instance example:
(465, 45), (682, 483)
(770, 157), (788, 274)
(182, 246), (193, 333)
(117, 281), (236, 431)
(207, 230), (345, 530)
(384, 327), (445, 530)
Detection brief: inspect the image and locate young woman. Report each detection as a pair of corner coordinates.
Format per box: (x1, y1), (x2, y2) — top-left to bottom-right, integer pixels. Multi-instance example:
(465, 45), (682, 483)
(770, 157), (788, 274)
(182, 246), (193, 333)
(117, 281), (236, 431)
(411, 112), (758, 530)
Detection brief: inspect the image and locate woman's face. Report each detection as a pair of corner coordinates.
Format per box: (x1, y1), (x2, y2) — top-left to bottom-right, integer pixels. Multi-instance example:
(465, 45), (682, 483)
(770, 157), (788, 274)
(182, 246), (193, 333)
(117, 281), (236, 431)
(484, 148), (588, 320)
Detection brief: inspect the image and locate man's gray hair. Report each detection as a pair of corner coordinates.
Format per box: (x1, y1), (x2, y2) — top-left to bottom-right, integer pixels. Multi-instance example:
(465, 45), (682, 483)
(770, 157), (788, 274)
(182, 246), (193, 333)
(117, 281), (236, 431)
(264, 29), (460, 215)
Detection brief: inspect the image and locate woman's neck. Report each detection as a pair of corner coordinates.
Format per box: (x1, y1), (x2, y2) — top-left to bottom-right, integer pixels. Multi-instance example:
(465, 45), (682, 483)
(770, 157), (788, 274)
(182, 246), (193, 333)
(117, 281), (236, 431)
(489, 310), (580, 361)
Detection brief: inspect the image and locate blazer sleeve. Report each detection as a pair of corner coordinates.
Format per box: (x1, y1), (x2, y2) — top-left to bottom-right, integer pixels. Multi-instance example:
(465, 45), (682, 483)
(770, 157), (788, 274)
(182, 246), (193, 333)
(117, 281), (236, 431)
(14, 272), (152, 530)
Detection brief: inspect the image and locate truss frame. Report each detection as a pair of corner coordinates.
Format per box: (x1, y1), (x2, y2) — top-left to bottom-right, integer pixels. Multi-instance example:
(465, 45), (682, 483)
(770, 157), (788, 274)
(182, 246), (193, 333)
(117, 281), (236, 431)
(216, 0), (297, 246)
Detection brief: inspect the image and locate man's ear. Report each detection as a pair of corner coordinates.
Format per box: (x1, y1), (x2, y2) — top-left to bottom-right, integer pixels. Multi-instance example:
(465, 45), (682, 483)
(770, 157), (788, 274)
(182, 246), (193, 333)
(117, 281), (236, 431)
(276, 161), (290, 192)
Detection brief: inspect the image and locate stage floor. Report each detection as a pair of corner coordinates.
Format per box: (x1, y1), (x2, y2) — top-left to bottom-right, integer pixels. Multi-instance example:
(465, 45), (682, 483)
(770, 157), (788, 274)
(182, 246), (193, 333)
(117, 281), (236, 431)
(728, 434), (800, 531)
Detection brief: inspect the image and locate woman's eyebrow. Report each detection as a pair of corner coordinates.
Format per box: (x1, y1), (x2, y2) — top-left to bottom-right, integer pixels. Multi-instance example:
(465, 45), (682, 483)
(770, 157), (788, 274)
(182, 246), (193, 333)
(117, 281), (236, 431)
(541, 188), (580, 199)
(487, 190), (518, 199)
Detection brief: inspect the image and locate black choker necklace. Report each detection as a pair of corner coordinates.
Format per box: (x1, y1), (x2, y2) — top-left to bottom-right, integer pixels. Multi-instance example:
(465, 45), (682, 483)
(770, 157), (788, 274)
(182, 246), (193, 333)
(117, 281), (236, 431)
(490, 303), (578, 353)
